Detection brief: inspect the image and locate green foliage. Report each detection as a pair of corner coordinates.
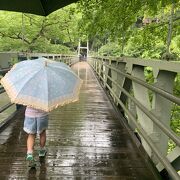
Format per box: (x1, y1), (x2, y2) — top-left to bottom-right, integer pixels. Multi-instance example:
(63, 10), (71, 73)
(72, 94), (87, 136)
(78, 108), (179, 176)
(171, 35), (180, 57)
(0, 4), (80, 53)
(167, 74), (179, 153)
(10, 57), (19, 66)
(0, 37), (24, 51)
(144, 67), (154, 84)
(27, 38), (71, 54)
(144, 72), (180, 153)
(98, 42), (122, 56)
(168, 103), (180, 153)
(174, 73), (180, 97)
(170, 104), (180, 134)
(79, 0), (180, 60)
(79, 0), (141, 39)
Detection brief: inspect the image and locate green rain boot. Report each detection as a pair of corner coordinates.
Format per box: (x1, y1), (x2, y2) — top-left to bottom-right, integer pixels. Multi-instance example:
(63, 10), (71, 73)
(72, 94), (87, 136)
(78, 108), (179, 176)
(39, 149), (47, 157)
(26, 153), (36, 168)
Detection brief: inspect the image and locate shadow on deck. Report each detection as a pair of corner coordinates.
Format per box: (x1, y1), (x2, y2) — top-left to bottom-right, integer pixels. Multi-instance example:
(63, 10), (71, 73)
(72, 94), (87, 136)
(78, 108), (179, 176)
(0, 62), (161, 179)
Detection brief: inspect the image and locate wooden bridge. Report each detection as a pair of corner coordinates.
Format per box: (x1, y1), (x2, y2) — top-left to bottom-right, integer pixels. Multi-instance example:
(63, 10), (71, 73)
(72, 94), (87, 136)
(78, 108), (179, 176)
(0, 61), (159, 179)
(0, 55), (179, 180)
(0, 0), (179, 179)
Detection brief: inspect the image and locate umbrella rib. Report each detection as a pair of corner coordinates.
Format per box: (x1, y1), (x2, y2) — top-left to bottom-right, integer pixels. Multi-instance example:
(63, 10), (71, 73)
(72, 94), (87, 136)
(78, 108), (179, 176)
(39, 0), (46, 16)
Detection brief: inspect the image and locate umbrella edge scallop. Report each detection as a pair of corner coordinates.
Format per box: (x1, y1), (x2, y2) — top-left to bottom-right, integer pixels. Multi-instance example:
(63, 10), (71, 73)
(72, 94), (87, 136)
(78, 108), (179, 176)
(1, 71), (83, 112)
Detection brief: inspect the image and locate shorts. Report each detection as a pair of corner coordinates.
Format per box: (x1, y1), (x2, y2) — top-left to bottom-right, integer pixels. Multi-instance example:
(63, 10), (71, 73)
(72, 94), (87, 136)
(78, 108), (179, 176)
(23, 115), (48, 134)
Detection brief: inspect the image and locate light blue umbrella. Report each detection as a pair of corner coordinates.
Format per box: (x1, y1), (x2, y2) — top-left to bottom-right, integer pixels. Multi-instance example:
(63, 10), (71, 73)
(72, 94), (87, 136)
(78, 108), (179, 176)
(1, 57), (82, 112)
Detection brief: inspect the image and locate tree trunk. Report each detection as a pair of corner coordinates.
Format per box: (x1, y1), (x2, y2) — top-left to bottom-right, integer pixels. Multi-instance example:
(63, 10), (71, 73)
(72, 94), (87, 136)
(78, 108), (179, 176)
(21, 13), (25, 43)
(121, 31), (125, 55)
(166, 3), (175, 54)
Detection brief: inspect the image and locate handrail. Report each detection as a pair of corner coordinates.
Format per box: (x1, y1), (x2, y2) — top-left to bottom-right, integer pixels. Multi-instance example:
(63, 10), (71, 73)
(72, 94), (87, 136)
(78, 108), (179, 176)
(101, 72), (180, 146)
(0, 87), (5, 94)
(106, 64), (180, 105)
(0, 102), (14, 113)
(0, 68), (10, 74)
(105, 83), (180, 180)
(0, 89), (16, 130)
(90, 57), (180, 180)
(0, 86), (14, 111)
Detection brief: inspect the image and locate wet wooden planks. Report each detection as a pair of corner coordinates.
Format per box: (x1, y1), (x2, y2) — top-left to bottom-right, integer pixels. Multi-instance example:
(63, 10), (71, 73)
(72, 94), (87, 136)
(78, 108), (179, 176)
(0, 62), (160, 179)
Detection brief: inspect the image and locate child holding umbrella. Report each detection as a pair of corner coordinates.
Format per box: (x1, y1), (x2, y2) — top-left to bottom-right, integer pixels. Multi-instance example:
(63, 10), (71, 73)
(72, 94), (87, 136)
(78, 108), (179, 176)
(24, 106), (49, 167)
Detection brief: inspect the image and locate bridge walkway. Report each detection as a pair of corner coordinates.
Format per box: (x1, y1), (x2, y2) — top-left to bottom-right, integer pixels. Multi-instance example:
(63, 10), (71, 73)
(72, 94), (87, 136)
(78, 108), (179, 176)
(0, 62), (160, 179)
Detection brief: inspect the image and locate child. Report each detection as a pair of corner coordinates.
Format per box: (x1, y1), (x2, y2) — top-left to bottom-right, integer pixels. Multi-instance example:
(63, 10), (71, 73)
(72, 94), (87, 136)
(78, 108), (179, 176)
(23, 106), (49, 167)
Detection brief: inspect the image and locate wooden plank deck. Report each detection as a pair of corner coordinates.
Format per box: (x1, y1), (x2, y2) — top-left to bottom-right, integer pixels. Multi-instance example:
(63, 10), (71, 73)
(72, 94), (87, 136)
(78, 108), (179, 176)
(0, 62), (160, 179)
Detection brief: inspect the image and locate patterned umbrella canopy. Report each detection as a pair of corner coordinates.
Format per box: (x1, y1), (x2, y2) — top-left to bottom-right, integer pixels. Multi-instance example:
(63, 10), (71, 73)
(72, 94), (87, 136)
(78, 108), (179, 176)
(0, 0), (78, 16)
(1, 58), (82, 112)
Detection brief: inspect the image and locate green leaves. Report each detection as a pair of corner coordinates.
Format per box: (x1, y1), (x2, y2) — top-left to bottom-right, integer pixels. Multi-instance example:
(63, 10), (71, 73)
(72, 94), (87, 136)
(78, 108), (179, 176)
(0, 4), (80, 52)
(78, 0), (179, 60)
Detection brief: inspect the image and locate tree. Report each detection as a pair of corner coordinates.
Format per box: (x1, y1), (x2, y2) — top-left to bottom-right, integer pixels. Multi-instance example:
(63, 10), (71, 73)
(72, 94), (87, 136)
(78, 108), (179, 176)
(0, 4), (80, 53)
(78, 0), (179, 58)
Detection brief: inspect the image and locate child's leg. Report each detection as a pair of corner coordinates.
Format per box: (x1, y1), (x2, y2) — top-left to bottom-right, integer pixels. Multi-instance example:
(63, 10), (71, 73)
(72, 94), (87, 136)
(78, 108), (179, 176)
(27, 133), (36, 153)
(38, 115), (48, 157)
(26, 133), (36, 167)
(23, 116), (37, 167)
(40, 130), (46, 148)
(39, 130), (47, 157)
(23, 116), (37, 154)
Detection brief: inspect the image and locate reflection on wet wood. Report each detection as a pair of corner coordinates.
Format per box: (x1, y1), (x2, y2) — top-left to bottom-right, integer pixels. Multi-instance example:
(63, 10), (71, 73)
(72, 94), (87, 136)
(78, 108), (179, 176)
(0, 62), (159, 179)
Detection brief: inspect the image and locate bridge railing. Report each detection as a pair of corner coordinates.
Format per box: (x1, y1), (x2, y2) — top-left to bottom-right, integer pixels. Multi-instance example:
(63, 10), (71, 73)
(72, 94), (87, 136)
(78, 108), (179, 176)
(0, 85), (17, 131)
(88, 56), (180, 180)
(0, 52), (78, 131)
(17, 52), (78, 66)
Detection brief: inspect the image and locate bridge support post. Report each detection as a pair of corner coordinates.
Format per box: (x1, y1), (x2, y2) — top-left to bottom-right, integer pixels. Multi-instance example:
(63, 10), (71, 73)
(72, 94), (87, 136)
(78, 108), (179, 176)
(127, 97), (137, 131)
(132, 66), (177, 164)
(95, 59), (100, 77)
(118, 62), (132, 117)
(99, 59), (103, 78)
(132, 66), (153, 157)
(94, 59), (98, 74)
(104, 60), (110, 89)
(110, 61), (118, 102)
(106, 61), (112, 90)
(151, 70), (176, 162)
